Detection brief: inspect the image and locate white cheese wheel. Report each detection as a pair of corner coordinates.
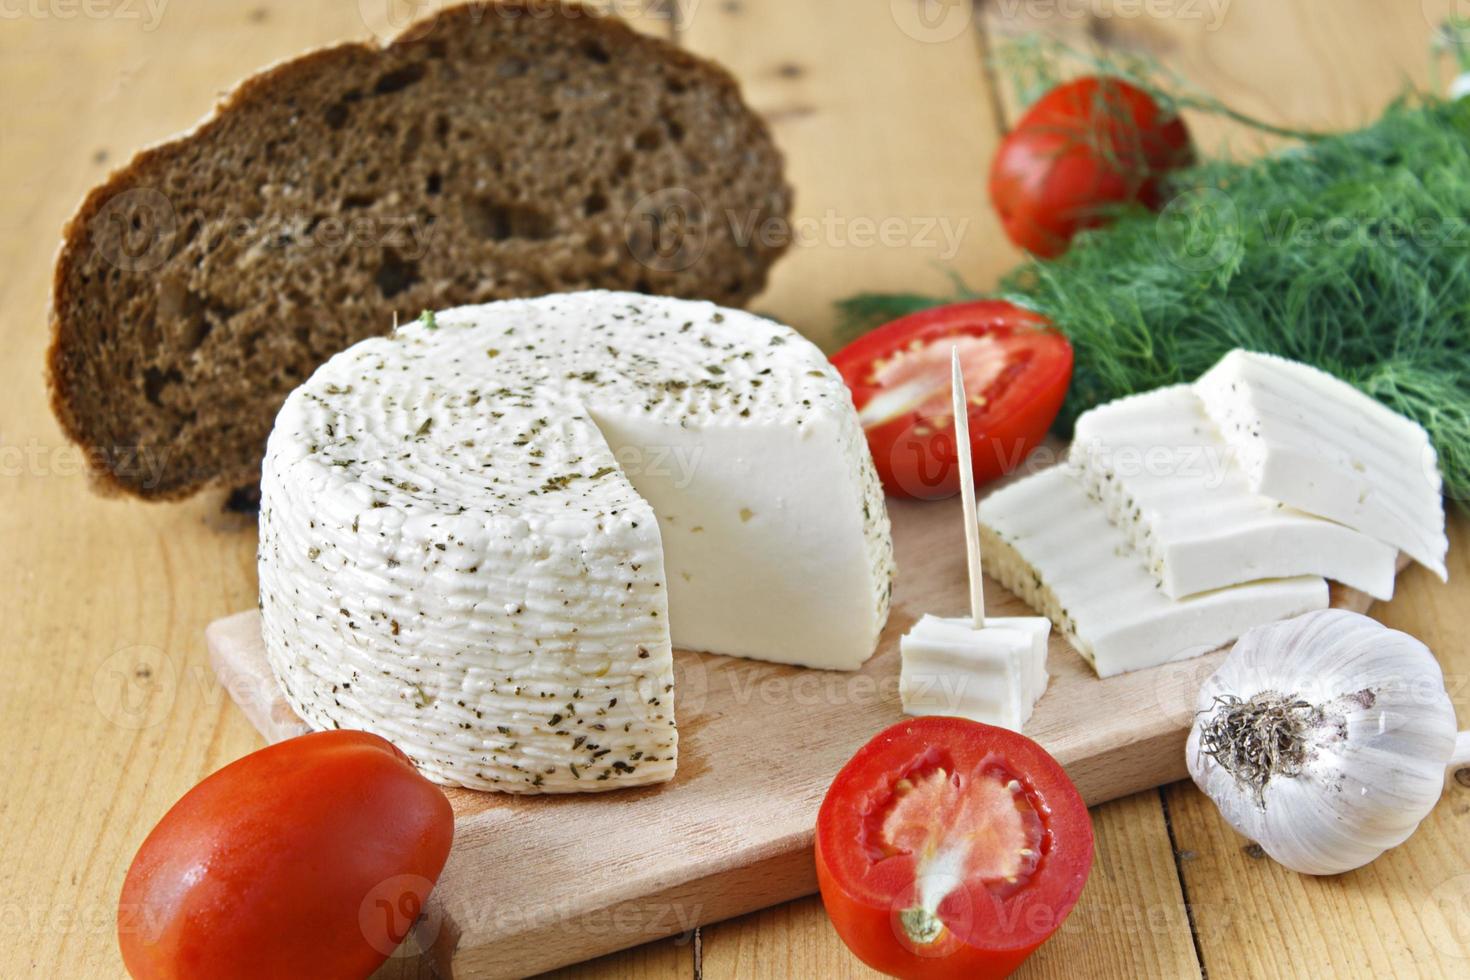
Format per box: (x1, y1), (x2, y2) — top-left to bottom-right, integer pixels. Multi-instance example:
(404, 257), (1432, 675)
(259, 291), (894, 793)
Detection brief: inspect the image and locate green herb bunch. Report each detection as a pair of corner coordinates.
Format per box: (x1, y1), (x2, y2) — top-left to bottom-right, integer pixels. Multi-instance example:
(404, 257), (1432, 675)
(839, 95), (1470, 500)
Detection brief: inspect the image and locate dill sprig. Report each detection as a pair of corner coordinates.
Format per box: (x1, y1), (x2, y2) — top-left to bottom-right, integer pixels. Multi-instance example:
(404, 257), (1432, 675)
(1432, 17), (1470, 79)
(1010, 95), (1470, 499)
(836, 94), (1470, 501)
(992, 34), (1329, 143)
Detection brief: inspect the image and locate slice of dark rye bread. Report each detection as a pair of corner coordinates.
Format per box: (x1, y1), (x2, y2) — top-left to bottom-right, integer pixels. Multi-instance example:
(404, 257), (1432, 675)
(48, 1), (791, 500)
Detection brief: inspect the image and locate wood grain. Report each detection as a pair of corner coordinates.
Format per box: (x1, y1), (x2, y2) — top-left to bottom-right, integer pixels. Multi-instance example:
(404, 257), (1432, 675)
(982, 0), (1455, 145)
(977, 1), (1470, 977)
(678, 0), (1021, 350)
(694, 0), (1470, 977)
(210, 487), (1388, 976)
(1162, 511), (1470, 978)
(0, 4), (681, 979)
(700, 791), (1202, 979)
(0, 5), (360, 978)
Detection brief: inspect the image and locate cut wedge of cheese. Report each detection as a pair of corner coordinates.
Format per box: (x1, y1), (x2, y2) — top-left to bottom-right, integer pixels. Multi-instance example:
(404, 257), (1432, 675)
(899, 614), (1051, 731)
(1070, 385), (1398, 600)
(258, 292), (894, 793)
(979, 466), (1329, 677)
(1195, 350), (1447, 580)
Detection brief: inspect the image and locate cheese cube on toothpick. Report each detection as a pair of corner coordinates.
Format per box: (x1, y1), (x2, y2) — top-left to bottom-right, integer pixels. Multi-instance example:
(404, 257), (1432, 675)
(898, 349), (1053, 732)
(900, 614), (1050, 730)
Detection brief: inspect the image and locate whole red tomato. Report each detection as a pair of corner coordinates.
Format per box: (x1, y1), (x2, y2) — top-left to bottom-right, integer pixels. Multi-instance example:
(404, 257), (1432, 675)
(816, 717), (1094, 979)
(118, 730), (454, 980)
(832, 300), (1072, 499)
(990, 76), (1194, 257)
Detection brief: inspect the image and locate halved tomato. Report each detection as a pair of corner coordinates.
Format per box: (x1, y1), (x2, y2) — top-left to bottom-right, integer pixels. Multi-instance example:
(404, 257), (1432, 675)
(832, 301), (1072, 499)
(816, 717), (1093, 980)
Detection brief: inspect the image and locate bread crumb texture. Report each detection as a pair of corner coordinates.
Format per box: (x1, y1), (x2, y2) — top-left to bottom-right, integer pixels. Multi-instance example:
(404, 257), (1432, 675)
(47, 1), (791, 499)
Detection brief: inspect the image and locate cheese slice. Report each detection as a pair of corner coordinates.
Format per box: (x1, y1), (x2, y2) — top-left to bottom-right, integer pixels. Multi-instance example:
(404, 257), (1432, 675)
(258, 292), (894, 793)
(979, 466), (1329, 677)
(1070, 385), (1398, 599)
(1195, 350), (1447, 580)
(899, 614), (1051, 731)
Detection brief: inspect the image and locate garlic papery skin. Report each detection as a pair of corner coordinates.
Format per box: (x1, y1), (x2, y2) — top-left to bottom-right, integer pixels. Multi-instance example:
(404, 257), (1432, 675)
(1186, 609), (1462, 876)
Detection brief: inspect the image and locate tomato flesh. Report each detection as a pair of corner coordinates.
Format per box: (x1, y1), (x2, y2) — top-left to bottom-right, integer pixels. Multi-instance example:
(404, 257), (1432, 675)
(869, 764), (1042, 893)
(832, 301), (1073, 499)
(817, 718), (1093, 980)
(858, 333), (1013, 430)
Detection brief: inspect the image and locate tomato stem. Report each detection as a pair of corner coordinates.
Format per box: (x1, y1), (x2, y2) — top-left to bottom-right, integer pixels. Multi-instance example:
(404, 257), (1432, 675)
(899, 906), (945, 946)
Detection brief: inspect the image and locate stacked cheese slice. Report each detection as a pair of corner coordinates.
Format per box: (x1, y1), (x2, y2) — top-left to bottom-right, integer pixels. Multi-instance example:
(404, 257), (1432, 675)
(1195, 350), (1447, 580)
(259, 292), (895, 793)
(1070, 385), (1398, 600)
(980, 350), (1445, 678)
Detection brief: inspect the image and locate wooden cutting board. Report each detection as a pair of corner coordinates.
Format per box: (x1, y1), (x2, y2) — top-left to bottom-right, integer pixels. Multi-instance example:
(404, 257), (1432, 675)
(207, 492), (1387, 979)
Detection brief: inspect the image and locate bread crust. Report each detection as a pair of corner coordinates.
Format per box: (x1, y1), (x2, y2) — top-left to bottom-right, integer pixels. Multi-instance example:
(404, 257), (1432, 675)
(47, 1), (791, 500)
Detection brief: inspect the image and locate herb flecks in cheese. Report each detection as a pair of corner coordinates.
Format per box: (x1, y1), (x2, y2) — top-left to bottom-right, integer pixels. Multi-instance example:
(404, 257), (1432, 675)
(979, 466), (1327, 678)
(259, 292), (894, 793)
(1069, 385), (1398, 600)
(1195, 350), (1447, 581)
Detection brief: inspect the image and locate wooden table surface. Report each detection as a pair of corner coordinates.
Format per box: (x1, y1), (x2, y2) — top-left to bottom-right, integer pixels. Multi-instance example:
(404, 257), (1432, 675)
(4, 1), (1470, 977)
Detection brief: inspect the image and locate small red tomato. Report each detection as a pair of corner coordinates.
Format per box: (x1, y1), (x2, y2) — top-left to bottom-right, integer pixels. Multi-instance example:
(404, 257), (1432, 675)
(118, 730), (454, 980)
(989, 75), (1194, 257)
(832, 300), (1072, 499)
(816, 717), (1094, 980)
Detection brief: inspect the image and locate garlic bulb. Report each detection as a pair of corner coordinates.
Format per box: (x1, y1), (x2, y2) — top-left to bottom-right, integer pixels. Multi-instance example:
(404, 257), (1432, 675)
(1187, 609), (1469, 875)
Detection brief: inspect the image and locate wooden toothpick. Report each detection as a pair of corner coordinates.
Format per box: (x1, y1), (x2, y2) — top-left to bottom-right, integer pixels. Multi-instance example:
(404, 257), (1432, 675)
(952, 347), (985, 628)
